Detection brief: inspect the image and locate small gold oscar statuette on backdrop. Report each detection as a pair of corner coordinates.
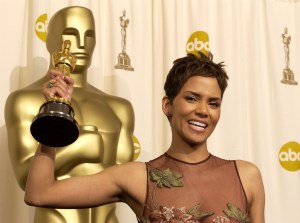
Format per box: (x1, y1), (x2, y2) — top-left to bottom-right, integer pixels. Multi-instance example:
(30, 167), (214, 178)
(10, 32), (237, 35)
(30, 40), (79, 147)
(115, 10), (134, 71)
(281, 27), (297, 85)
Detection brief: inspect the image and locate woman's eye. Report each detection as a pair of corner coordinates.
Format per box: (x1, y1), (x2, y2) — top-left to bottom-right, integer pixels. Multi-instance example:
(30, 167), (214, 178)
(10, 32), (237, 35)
(185, 96), (197, 102)
(209, 102), (220, 108)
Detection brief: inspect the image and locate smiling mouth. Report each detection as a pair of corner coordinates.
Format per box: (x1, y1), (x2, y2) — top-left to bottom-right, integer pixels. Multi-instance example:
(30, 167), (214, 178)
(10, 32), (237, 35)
(188, 120), (207, 129)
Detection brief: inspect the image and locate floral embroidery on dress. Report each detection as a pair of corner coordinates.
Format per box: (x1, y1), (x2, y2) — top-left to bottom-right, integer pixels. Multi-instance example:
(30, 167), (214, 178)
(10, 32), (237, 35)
(148, 205), (213, 223)
(145, 167), (250, 223)
(149, 168), (183, 188)
(212, 216), (231, 223)
(144, 204), (250, 223)
(147, 168), (213, 222)
(222, 203), (250, 223)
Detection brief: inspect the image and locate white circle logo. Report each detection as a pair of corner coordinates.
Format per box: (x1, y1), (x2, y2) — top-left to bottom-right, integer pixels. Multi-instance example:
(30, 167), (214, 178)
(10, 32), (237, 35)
(186, 31), (209, 56)
(278, 141), (300, 171)
(35, 13), (48, 42)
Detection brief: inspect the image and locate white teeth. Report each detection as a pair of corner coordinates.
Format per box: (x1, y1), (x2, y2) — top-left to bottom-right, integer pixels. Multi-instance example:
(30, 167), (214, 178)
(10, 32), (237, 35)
(188, 121), (207, 128)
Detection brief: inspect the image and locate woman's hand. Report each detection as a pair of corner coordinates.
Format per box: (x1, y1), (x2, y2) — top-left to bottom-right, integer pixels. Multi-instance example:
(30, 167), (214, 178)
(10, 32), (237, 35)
(43, 69), (74, 102)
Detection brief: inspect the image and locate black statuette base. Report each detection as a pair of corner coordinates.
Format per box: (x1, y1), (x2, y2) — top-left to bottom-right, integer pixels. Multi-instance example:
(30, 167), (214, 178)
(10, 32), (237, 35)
(30, 101), (79, 147)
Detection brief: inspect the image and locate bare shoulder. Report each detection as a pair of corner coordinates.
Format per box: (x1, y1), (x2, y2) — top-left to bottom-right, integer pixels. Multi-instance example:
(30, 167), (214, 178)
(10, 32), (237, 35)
(235, 160), (263, 191)
(236, 160), (262, 189)
(236, 160), (262, 178)
(235, 160), (265, 210)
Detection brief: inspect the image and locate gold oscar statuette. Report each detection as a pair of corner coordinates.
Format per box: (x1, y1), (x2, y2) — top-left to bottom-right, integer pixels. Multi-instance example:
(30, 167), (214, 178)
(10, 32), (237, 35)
(115, 10), (134, 71)
(281, 27), (297, 85)
(30, 40), (79, 147)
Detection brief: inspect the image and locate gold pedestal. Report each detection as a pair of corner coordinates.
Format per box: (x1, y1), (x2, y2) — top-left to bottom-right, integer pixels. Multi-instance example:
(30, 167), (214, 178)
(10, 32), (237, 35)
(115, 53), (134, 71)
(281, 68), (298, 85)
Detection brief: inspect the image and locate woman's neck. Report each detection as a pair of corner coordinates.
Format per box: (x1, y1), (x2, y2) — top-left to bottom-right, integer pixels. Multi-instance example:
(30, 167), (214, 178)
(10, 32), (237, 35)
(166, 141), (210, 163)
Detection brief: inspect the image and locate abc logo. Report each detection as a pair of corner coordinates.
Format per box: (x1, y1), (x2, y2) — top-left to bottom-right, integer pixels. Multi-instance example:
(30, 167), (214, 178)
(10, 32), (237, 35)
(35, 13), (48, 42)
(278, 141), (300, 171)
(186, 31), (209, 56)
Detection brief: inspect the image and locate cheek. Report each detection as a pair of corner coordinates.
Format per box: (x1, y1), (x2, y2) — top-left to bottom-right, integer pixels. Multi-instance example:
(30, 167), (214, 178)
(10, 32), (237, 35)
(173, 106), (191, 118)
(211, 110), (221, 123)
(170, 108), (192, 128)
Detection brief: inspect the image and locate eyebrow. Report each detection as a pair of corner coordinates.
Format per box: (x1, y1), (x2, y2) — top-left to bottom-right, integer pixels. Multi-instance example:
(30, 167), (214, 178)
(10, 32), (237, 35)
(186, 91), (222, 101)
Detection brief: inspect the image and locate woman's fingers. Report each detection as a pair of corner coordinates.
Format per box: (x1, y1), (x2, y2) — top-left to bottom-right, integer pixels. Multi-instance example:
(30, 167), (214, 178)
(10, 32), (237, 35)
(49, 69), (64, 79)
(43, 69), (74, 101)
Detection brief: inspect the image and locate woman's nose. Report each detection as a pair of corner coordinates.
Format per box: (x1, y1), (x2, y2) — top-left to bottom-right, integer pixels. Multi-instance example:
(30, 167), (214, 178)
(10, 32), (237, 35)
(195, 102), (208, 116)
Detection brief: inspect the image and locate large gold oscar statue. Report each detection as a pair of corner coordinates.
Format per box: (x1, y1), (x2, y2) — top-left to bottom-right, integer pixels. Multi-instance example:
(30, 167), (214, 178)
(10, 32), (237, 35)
(5, 6), (135, 223)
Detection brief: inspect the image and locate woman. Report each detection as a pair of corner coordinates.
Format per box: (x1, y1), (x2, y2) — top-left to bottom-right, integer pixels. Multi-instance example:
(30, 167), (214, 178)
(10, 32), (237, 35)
(25, 53), (265, 223)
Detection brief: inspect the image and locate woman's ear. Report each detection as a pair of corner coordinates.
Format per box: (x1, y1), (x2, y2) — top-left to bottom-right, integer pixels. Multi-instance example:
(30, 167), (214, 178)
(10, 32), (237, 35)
(162, 96), (172, 117)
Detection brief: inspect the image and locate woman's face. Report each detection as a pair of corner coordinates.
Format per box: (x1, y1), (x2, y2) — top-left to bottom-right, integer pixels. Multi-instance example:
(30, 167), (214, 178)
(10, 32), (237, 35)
(164, 75), (222, 147)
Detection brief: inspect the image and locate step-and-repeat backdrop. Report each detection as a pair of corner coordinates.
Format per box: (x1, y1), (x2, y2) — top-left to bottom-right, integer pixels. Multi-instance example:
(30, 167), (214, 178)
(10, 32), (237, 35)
(1, 0), (299, 222)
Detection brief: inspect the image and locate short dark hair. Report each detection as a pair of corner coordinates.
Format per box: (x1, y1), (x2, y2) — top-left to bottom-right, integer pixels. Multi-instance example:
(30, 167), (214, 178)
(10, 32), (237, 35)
(164, 52), (229, 102)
